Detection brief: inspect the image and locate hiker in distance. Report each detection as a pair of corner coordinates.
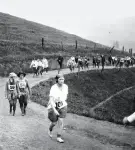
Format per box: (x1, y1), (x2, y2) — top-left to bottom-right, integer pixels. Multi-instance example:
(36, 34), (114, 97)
(57, 54), (64, 73)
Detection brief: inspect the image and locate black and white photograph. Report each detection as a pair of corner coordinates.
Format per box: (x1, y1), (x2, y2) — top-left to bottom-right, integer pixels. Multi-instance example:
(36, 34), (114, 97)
(0, 0), (135, 149)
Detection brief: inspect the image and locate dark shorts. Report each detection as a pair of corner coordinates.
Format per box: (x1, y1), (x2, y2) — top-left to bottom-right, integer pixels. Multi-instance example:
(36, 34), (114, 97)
(48, 106), (67, 122)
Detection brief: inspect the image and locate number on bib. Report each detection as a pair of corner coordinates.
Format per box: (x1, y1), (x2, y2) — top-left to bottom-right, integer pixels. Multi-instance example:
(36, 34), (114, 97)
(9, 85), (15, 91)
(19, 82), (26, 89)
(56, 101), (63, 109)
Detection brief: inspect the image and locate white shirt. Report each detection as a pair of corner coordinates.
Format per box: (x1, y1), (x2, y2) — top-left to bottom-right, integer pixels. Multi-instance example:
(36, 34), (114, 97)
(42, 59), (48, 68)
(30, 60), (38, 68)
(37, 61), (43, 67)
(71, 57), (75, 61)
(47, 83), (68, 109)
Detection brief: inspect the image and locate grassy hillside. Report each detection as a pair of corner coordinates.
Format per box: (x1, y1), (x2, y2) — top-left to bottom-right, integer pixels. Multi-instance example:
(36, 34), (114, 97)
(0, 12), (128, 60)
(0, 12), (96, 58)
(31, 68), (135, 125)
(0, 12), (130, 76)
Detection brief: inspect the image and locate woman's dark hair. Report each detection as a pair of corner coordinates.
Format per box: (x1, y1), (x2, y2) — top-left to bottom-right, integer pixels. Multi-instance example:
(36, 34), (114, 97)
(55, 74), (64, 83)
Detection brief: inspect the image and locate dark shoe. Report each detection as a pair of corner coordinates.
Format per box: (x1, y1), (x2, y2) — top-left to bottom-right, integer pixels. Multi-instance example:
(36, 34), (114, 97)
(13, 112), (15, 116)
(24, 109), (26, 115)
(10, 109), (12, 114)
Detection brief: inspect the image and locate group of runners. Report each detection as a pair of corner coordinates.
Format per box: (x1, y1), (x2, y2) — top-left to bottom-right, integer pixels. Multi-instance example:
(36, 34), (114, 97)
(5, 70), (68, 143)
(4, 53), (135, 144)
(108, 55), (135, 68)
(29, 54), (135, 78)
(5, 72), (31, 116)
(67, 55), (90, 72)
(30, 57), (49, 77)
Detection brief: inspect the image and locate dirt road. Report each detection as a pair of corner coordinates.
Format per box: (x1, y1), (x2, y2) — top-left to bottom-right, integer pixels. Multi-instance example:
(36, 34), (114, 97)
(0, 66), (135, 150)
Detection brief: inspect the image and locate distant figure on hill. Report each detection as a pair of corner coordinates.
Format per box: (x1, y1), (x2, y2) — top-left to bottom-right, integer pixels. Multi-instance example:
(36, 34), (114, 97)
(95, 55), (100, 68)
(75, 55), (78, 64)
(67, 56), (76, 72)
(92, 56), (96, 68)
(101, 54), (106, 71)
(30, 59), (38, 77)
(83, 56), (90, 69)
(108, 55), (112, 65)
(42, 57), (49, 73)
(57, 54), (64, 73)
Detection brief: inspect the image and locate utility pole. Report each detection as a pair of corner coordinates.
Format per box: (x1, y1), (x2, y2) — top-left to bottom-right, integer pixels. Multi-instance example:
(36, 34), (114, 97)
(94, 43), (96, 51)
(42, 38), (44, 49)
(75, 40), (78, 50)
(61, 41), (63, 51)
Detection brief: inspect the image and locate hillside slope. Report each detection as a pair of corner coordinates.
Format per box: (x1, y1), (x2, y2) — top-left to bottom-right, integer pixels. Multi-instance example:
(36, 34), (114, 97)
(0, 12), (98, 57)
(0, 12), (127, 59)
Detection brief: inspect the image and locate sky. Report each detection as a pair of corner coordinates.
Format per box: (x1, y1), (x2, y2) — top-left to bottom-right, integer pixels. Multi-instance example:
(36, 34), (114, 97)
(0, 0), (135, 48)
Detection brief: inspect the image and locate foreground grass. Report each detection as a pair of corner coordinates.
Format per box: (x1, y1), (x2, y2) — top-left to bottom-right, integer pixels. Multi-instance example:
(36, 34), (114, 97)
(31, 68), (135, 124)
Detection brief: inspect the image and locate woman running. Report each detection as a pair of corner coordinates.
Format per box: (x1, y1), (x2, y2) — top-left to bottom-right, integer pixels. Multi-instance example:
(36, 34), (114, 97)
(5, 72), (17, 116)
(16, 72), (31, 116)
(47, 74), (68, 143)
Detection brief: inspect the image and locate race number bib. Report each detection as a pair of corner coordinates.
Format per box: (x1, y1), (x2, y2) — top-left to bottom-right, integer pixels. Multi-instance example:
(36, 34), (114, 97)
(19, 81), (26, 89)
(56, 101), (63, 109)
(56, 100), (67, 109)
(8, 85), (15, 91)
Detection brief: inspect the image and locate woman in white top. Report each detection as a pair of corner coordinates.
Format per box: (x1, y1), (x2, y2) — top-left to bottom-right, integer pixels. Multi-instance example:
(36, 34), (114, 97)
(48, 74), (68, 143)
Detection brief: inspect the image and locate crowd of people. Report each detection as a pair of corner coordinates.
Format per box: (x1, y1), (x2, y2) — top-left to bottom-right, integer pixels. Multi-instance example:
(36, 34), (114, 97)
(29, 54), (135, 77)
(4, 53), (135, 143)
(30, 57), (49, 77)
(5, 71), (68, 143)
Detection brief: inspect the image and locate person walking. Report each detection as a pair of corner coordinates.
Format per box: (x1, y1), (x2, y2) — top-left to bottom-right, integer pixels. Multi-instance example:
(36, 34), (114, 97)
(5, 72), (18, 116)
(47, 74), (68, 143)
(16, 72), (31, 116)
(57, 54), (64, 73)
